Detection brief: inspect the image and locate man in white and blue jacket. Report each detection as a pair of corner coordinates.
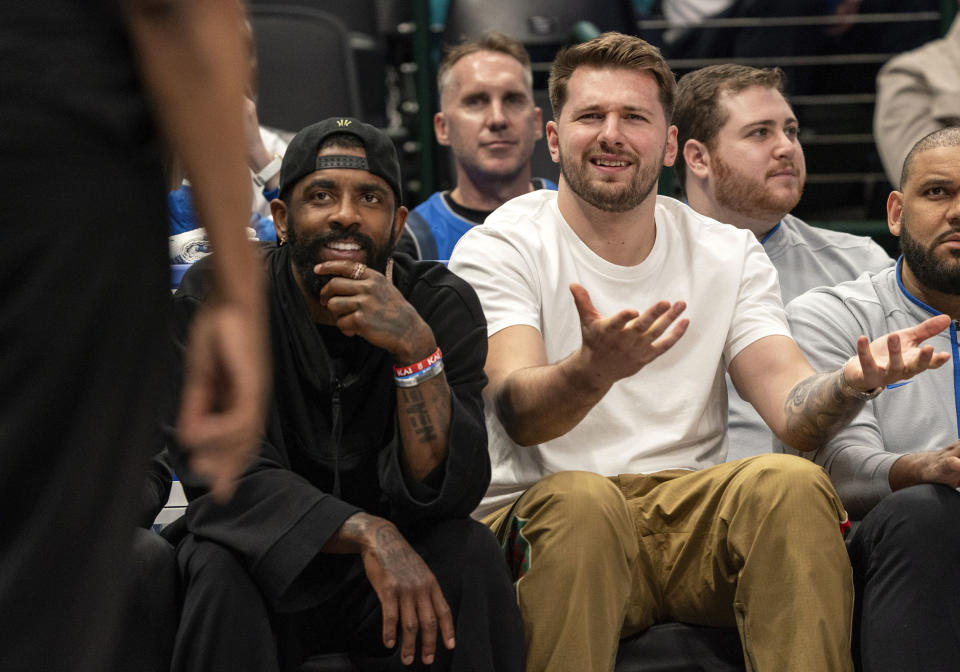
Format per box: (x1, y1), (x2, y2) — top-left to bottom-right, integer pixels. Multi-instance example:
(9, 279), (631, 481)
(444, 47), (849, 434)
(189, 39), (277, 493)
(785, 127), (960, 672)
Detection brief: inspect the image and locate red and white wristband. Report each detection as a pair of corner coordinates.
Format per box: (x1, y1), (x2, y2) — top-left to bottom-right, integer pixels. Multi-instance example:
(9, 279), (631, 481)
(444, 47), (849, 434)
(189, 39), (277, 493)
(393, 347), (444, 388)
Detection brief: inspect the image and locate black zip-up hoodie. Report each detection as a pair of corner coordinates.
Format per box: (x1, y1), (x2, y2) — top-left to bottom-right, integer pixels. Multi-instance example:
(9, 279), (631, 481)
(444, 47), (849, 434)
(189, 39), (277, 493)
(167, 245), (490, 611)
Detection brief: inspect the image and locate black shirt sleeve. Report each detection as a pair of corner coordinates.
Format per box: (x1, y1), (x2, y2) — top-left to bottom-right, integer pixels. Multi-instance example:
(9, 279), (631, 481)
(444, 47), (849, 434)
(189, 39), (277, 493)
(377, 259), (491, 526)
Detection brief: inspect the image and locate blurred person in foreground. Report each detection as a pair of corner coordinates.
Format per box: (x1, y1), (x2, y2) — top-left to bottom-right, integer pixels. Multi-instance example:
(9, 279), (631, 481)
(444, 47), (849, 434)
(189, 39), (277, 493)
(0, 1), (269, 670)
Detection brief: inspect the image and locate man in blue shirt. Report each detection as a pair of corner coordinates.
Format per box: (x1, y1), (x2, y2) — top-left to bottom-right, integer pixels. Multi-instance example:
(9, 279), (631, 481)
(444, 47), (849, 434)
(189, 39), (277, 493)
(400, 33), (556, 260)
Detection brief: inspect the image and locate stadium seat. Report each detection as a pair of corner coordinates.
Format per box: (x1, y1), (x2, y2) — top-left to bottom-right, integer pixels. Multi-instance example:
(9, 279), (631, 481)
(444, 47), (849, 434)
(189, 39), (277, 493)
(249, 5), (362, 134)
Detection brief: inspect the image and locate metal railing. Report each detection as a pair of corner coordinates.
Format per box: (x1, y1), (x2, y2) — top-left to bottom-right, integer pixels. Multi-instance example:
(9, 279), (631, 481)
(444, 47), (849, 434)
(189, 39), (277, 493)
(635, 10), (940, 30)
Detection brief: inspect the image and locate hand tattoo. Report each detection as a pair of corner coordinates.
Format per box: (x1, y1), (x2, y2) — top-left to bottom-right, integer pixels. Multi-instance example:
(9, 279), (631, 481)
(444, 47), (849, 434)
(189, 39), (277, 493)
(373, 524), (425, 582)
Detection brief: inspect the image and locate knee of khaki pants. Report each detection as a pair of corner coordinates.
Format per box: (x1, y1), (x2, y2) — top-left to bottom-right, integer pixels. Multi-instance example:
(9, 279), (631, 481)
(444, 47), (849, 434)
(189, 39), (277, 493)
(505, 472), (643, 669)
(504, 472), (639, 582)
(485, 472), (640, 568)
(516, 471), (636, 538)
(726, 454), (847, 524)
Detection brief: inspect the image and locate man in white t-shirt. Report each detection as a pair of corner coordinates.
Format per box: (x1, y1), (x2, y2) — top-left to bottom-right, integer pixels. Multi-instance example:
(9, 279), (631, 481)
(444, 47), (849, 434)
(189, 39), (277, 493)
(449, 32), (950, 672)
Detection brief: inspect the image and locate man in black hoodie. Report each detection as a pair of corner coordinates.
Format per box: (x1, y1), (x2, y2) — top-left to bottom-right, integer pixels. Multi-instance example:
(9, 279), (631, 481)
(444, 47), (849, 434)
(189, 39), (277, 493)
(168, 118), (523, 672)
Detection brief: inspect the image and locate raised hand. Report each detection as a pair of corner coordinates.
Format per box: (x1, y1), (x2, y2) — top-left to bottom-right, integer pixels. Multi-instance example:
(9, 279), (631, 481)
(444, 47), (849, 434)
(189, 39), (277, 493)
(570, 283), (689, 391)
(316, 260), (436, 363)
(843, 314), (951, 392)
(242, 97), (271, 170)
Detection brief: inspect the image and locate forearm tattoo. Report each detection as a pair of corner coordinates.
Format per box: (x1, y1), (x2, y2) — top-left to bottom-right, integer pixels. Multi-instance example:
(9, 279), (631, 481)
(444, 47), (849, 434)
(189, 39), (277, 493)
(401, 386), (438, 443)
(783, 369), (865, 451)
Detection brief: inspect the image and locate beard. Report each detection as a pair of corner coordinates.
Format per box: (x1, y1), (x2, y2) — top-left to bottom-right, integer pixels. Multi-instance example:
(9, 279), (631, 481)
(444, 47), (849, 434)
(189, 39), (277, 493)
(286, 212), (396, 301)
(713, 153), (804, 223)
(558, 139), (663, 213)
(900, 215), (960, 296)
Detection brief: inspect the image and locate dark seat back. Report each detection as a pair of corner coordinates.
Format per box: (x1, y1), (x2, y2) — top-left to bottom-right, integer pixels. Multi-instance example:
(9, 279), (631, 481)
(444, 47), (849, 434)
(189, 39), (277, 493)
(250, 5), (362, 134)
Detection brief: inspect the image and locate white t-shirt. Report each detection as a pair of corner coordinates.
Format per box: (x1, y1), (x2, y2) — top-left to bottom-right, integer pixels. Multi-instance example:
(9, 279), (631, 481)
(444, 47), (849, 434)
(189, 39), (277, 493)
(449, 191), (791, 517)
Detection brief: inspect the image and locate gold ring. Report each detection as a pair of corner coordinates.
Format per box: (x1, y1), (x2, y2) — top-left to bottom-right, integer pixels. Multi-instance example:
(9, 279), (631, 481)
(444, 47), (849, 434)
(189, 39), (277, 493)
(351, 263), (366, 280)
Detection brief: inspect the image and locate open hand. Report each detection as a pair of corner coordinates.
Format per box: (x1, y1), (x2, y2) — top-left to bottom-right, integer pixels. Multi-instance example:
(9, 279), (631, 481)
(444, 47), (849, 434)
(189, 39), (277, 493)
(843, 314), (951, 391)
(571, 283), (689, 390)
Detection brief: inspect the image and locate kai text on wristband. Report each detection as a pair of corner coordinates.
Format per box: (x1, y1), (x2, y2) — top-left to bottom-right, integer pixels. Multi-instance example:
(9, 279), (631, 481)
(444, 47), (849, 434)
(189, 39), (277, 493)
(394, 347), (443, 387)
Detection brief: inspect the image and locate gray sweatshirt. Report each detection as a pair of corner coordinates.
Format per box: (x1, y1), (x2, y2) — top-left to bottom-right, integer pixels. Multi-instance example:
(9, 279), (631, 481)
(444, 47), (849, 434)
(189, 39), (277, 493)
(782, 261), (959, 520)
(726, 214), (893, 460)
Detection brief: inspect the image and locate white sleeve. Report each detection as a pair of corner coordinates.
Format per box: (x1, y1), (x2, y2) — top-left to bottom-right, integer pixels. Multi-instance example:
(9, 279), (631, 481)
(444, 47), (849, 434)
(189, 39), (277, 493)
(723, 235), (791, 365)
(449, 227), (542, 338)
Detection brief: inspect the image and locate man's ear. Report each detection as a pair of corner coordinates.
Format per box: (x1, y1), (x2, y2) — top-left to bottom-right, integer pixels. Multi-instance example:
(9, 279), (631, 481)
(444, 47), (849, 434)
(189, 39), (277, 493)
(393, 205), (409, 241)
(271, 198), (288, 242)
(663, 124), (679, 168)
(546, 120), (560, 163)
(683, 139), (712, 180)
(887, 190), (904, 237)
(434, 112), (450, 146)
(533, 106), (544, 140)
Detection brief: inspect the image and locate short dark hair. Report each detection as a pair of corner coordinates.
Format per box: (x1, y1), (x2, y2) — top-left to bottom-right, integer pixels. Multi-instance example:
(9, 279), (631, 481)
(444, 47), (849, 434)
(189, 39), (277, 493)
(548, 32), (676, 121)
(673, 64), (786, 195)
(437, 32), (532, 95)
(900, 126), (960, 189)
(280, 132), (367, 206)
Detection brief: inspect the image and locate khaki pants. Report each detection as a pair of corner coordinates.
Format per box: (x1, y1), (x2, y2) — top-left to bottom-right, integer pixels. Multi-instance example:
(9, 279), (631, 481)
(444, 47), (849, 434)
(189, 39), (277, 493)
(482, 454), (853, 672)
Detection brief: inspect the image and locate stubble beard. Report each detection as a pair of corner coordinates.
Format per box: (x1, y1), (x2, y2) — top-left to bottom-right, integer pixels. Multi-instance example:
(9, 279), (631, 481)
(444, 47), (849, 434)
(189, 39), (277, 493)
(286, 211), (395, 301)
(713, 153), (803, 224)
(900, 215), (960, 296)
(558, 140), (663, 213)
(461, 154), (528, 190)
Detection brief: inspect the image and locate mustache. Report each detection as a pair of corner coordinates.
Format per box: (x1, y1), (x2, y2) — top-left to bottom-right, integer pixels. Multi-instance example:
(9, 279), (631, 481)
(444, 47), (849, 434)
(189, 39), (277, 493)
(293, 228), (376, 256)
(288, 228), (377, 299)
(765, 161), (799, 178)
(931, 223), (960, 247)
(588, 140), (638, 163)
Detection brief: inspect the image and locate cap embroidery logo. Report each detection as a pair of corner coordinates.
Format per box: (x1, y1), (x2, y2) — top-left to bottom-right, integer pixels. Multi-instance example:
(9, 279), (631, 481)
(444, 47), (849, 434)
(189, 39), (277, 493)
(336, 119), (352, 127)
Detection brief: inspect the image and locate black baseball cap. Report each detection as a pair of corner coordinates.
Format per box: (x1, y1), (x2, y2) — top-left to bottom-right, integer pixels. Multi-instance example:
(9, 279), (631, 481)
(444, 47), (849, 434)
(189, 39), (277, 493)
(278, 117), (402, 206)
